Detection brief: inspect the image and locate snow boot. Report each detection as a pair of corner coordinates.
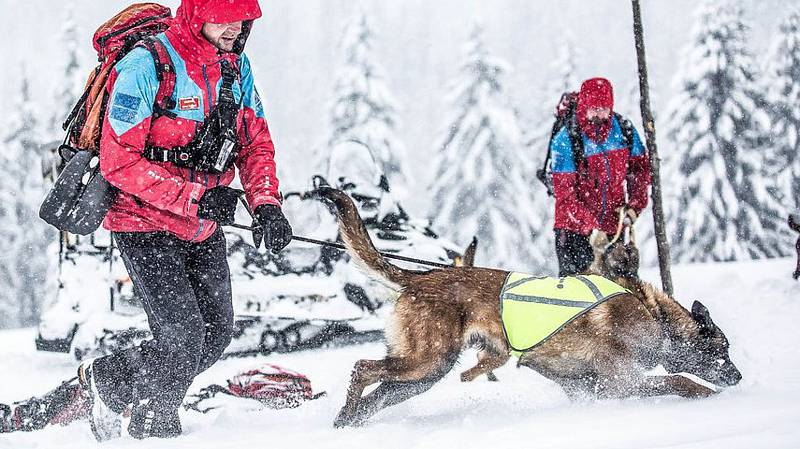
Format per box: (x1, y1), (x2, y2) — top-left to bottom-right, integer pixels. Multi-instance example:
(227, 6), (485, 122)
(0, 403), (13, 433)
(78, 359), (122, 441)
(127, 400), (181, 439)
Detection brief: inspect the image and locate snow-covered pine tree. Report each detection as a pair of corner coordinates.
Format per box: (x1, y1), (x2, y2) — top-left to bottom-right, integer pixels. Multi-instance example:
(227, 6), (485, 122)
(324, 12), (410, 197)
(764, 9), (800, 213)
(430, 25), (548, 271)
(0, 155), (14, 327)
(50, 1), (83, 138)
(664, 0), (789, 263)
(0, 70), (55, 328)
(547, 39), (579, 100)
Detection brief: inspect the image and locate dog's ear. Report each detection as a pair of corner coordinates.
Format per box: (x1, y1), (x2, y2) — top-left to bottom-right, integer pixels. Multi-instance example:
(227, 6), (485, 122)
(790, 214), (800, 233)
(462, 237), (478, 267)
(691, 300), (715, 331)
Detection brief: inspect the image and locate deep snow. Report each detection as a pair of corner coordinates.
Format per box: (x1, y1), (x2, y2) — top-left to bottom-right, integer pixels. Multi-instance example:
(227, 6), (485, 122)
(1, 257), (799, 449)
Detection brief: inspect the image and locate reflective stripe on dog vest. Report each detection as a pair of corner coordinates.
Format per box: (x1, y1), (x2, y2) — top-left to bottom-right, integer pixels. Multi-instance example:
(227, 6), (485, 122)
(500, 274), (629, 356)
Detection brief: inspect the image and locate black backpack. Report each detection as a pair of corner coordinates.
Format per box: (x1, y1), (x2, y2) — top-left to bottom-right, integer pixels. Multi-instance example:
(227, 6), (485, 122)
(537, 92), (635, 197)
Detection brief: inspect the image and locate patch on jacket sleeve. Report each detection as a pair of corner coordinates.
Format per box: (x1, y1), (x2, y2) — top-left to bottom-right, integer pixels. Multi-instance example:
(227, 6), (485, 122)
(179, 97), (200, 111)
(110, 93), (142, 124)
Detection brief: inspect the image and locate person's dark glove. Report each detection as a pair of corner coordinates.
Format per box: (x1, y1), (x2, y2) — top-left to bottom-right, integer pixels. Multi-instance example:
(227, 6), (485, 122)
(255, 204), (292, 252)
(197, 186), (241, 225)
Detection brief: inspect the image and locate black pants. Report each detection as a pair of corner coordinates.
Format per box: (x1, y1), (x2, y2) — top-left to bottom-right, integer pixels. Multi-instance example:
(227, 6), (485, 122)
(554, 229), (593, 277)
(93, 229), (234, 414)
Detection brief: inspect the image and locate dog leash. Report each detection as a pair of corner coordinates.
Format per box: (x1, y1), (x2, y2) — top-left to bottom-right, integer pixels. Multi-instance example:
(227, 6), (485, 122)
(228, 190), (453, 269)
(607, 206), (636, 247)
(227, 222), (452, 269)
(228, 223), (452, 269)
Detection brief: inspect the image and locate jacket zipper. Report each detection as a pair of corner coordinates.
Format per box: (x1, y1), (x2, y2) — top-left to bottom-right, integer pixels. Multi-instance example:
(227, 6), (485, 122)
(202, 65), (214, 111)
(600, 150), (611, 226)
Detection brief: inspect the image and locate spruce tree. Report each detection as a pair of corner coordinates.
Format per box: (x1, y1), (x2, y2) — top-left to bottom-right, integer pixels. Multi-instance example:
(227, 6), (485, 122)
(430, 25), (547, 271)
(765, 9), (800, 212)
(547, 39), (579, 99)
(324, 12), (410, 196)
(664, 0), (789, 262)
(50, 1), (83, 137)
(0, 71), (55, 327)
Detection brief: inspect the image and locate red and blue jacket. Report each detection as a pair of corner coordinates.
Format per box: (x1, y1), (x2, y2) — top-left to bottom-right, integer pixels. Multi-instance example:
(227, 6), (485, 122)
(100, 5), (279, 242)
(551, 116), (651, 235)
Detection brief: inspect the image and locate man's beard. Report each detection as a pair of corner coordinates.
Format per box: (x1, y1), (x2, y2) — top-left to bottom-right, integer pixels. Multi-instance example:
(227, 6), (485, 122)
(588, 117), (610, 126)
(217, 36), (236, 51)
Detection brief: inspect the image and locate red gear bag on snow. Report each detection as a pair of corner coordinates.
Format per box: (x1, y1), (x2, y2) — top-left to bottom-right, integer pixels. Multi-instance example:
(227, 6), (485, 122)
(185, 364), (326, 413)
(0, 365), (322, 434)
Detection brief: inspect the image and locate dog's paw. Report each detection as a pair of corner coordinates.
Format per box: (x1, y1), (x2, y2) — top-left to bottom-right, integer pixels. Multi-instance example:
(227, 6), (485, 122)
(333, 408), (354, 428)
(692, 385), (717, 398)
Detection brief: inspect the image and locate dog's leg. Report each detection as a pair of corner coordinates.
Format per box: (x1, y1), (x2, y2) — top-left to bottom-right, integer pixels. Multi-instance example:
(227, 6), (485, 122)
(597, 374), (716, 399)
(347, 351), (460, 426)
(634, 375), (716, 398)
(334, 359), (390, 428)
(460, 351), (509, 382)
(334, 292), (469, 428)
(553, 374), (599, 401)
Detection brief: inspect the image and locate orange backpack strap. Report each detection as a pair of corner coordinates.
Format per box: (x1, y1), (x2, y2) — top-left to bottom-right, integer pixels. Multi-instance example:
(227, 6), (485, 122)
(136, 36), (177, 119)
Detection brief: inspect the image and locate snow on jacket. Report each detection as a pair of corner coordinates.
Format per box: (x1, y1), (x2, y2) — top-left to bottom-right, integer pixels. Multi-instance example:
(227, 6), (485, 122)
(100, 0), (279, 242)
(550, 116), (651, 236)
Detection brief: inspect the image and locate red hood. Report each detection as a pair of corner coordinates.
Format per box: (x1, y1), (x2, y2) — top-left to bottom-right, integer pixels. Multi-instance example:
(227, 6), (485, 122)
(168, 0), (262, 65)
(577, 77), (615, 143)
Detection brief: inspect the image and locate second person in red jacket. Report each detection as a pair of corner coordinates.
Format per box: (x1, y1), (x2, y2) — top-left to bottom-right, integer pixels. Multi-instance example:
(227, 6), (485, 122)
(550, 78), (651, 276)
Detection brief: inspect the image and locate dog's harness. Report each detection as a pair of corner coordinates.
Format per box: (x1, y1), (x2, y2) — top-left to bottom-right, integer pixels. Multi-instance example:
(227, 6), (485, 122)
(500, 274), (629, 357)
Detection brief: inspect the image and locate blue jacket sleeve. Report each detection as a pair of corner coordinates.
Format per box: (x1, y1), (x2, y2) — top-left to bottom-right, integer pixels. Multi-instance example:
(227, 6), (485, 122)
(551, 127), (576, 173)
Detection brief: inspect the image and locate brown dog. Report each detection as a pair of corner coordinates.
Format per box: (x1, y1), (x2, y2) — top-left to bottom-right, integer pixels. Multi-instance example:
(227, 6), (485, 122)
(317, 188), (741, 428)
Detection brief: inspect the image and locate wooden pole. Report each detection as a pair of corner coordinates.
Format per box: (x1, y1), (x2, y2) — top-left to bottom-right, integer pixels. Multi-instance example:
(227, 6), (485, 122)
(631, 0), (674, 296)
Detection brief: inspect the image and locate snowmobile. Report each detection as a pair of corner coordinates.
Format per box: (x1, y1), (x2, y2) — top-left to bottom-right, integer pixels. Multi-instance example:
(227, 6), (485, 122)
(35, 169), (462, 360)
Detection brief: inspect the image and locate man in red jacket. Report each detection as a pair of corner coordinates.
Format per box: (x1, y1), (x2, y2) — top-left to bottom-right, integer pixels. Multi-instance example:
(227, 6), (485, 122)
(550, 78), (651, 276)
(77, 0), (292, 440)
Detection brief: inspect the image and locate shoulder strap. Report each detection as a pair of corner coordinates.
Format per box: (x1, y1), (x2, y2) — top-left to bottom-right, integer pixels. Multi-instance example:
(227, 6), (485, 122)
(136, 36), (177, 119)
(567, 114), (584, 173)
(541, 114), (564, 175)
(615, 112), (635, 151)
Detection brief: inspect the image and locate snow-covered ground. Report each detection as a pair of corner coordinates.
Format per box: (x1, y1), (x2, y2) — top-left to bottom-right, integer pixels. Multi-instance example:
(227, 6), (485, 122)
(1, 257), (799, 449)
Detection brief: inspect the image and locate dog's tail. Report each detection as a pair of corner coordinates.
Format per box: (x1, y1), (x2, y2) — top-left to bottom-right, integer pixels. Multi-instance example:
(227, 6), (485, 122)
(315, 187), (413, 290)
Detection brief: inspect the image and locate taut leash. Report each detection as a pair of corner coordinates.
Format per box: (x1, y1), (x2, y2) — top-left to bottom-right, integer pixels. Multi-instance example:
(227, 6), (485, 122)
(227, 222), (452, 269)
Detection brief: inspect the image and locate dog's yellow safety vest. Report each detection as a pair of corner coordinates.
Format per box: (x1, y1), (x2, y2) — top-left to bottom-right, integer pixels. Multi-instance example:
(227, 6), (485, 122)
(500, 273), (629, 357)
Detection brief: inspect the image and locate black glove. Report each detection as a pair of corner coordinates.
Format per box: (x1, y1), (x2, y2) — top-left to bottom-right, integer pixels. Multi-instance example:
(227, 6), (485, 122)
(255, 204), (292, 252)
(197, 186), (241, 225)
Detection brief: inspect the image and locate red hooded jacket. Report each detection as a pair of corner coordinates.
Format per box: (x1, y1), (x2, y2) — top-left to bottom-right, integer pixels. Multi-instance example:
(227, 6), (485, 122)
(550, 78), (651, 235)
(99, 0), (280, 242)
